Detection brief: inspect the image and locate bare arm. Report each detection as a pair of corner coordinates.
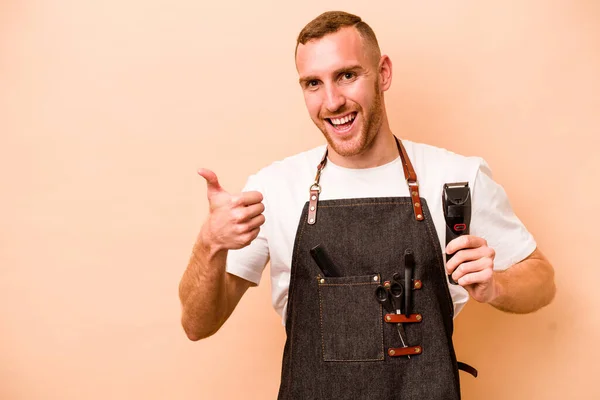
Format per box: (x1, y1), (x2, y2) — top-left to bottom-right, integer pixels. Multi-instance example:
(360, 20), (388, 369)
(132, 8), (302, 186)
(447, 236), (556, 314)
(488, 248), (555, 313)
(178, 228), (253, 340)
(179, 169), (265, 341)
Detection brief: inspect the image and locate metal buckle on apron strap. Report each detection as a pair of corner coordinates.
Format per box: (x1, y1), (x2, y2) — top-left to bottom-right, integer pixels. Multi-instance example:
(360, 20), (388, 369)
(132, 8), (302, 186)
(307, 148), (327, 225)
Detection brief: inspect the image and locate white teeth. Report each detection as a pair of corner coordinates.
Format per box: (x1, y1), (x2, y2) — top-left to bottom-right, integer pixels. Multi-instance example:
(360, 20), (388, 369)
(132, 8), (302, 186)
(330, 114), (355, 126)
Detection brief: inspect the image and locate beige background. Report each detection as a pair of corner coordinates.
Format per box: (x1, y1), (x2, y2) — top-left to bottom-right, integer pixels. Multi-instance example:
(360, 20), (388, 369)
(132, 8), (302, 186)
(1, 0), (598, 399)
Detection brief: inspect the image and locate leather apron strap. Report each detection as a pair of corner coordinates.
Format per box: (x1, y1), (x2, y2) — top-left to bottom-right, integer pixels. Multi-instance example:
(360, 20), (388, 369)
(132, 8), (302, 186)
(307, 136), (424, 225)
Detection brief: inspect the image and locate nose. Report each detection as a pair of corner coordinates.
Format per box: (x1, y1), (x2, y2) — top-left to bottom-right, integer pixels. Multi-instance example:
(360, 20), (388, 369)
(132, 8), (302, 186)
(323, 84), (346, 113)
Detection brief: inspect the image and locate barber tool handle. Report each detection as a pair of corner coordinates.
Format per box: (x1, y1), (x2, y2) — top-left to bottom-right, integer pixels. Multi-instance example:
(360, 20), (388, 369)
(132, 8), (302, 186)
(443, 182), (471, 285)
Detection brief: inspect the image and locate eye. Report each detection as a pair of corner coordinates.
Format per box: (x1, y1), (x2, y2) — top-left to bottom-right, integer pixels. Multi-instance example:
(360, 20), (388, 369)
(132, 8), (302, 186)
(342, 72), (356, 80)
(307, 80), (319, 88)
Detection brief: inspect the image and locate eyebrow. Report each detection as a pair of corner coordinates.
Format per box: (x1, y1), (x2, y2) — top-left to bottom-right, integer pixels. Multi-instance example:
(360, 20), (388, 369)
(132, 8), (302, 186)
(298, 64), (365, 85)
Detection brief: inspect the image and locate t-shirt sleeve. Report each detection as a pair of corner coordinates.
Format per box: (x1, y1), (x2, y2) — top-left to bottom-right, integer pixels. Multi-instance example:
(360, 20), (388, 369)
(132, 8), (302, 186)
(470, 159), (537, 270)
(224, 173), (270, 285)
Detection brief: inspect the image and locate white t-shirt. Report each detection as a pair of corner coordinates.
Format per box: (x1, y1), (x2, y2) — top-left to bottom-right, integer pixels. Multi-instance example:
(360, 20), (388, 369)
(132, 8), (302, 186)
(226, 140), (537, 324)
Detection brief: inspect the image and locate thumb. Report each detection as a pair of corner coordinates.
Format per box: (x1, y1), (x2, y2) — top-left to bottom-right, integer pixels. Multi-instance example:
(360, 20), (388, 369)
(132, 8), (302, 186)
(197, 168), (226, 198)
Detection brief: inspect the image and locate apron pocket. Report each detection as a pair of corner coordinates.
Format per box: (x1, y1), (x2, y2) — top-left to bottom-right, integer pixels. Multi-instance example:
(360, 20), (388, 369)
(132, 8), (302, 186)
(317, 273), (384, 362)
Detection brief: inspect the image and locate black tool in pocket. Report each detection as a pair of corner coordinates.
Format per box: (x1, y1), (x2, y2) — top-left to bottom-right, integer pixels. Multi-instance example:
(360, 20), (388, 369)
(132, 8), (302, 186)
(310, 244), (342, 277)
(403, 249), (415, 317)
(442, 182), (472, 285)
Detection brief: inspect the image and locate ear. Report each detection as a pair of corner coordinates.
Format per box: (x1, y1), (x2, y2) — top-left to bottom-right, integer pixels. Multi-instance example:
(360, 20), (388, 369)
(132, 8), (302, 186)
(378, 55), (392, 91)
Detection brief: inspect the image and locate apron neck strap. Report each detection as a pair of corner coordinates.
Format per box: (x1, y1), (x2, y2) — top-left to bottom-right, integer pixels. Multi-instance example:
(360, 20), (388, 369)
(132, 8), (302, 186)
(395, 138), (424, 221)
(306, 136), (424, 225)
(395, 137), (417, 185)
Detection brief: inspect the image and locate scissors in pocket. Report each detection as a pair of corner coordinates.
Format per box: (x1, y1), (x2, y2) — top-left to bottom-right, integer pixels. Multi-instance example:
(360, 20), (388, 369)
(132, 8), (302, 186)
(374, 277), (410, 358)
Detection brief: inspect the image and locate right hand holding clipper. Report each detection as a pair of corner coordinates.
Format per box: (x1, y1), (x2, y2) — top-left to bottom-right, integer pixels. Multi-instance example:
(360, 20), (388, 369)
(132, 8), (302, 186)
(198, 168), (265, 250)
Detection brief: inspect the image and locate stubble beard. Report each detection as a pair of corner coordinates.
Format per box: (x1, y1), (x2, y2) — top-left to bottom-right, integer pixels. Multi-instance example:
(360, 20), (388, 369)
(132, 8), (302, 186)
(319, 82), (384, 158)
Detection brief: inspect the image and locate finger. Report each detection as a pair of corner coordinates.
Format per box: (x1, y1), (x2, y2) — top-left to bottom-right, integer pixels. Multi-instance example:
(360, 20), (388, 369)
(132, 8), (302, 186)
(239, 202), (265, 221)
(240, 227), (261, 247)
(230, 202), (265, 224)
(451, 258), (489, 283)
(445, 235), (487, 255)
(457, 267), (493, 287)
(198, 168), (224, 196)
(236, 190), (264, 206)
(246, 213), (266, 231)
(446, 247), (487, 274)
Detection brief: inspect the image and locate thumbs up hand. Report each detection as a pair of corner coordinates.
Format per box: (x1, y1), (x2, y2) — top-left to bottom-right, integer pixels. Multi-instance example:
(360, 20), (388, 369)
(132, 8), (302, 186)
(197, 168), (266, 251)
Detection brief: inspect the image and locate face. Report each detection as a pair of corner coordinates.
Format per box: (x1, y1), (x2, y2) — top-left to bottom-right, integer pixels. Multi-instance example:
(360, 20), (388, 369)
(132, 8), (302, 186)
(296, 27), (386, 158)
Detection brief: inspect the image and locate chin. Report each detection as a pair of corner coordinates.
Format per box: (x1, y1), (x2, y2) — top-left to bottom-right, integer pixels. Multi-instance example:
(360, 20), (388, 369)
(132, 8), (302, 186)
(325, 133), (367, 157)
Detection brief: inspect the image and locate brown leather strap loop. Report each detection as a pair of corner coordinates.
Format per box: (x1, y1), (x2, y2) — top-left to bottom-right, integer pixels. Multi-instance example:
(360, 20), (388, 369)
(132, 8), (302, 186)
(307, 185), (320, 225)
(384, 313), (423, 323)
(387, 346), (422, 357)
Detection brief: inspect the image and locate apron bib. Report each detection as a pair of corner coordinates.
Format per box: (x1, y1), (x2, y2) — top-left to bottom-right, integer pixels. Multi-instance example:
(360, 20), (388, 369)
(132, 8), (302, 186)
(277, 138), (461, 400)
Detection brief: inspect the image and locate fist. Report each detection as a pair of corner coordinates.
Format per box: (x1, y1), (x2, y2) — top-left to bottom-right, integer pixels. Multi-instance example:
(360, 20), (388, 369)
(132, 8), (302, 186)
(445, 235), (498, 304)
(198, 168), (265, 250)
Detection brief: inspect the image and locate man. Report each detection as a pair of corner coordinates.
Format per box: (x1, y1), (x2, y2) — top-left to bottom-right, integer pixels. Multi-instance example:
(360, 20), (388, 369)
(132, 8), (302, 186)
(179, 11), (555, 399)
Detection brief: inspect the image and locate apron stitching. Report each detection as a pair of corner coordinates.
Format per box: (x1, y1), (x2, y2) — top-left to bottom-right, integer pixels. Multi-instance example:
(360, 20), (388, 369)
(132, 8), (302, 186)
(318, 282), (326, 363)
(318, 201), (413, 208)
(318, 280), (384, 362)
(285, 204), (309, 398)
(378, 299), (384, 360)
(421, 205), (461, 394)
(324, 358), (385, 362)
(282, 201), (459, 397)
(320, 282), (381, 287)
(421, 203), (455, 318)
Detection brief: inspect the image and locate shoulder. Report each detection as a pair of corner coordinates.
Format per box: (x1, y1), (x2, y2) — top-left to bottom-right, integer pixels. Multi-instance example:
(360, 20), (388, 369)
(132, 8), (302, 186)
(403, 139), (484, 170)
(402, 139), (487, 184)
(250, 144), (327, 183)
(241, 145), (327, 198)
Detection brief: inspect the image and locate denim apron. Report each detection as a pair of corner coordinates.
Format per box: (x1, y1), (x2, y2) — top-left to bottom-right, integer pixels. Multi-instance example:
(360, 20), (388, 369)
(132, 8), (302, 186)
(277, 137), (463, 399)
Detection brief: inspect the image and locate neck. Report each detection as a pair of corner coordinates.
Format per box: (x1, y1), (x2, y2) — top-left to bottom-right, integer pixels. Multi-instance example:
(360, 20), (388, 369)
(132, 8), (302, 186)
(327, 117), (399, 169)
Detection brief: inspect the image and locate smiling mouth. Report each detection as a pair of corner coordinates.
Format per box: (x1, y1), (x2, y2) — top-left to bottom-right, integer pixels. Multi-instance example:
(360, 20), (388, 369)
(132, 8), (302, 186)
(325, 112), (357, 133)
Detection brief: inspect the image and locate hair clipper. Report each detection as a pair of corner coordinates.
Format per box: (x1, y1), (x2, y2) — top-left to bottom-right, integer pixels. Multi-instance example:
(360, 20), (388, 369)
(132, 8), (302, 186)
(443, 182), (471, 285)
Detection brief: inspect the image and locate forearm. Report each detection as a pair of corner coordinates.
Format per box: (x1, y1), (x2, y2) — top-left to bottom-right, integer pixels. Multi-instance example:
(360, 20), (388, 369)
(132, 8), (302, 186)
(179, 227), (229, 340)
(489, 250), (556, 314)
